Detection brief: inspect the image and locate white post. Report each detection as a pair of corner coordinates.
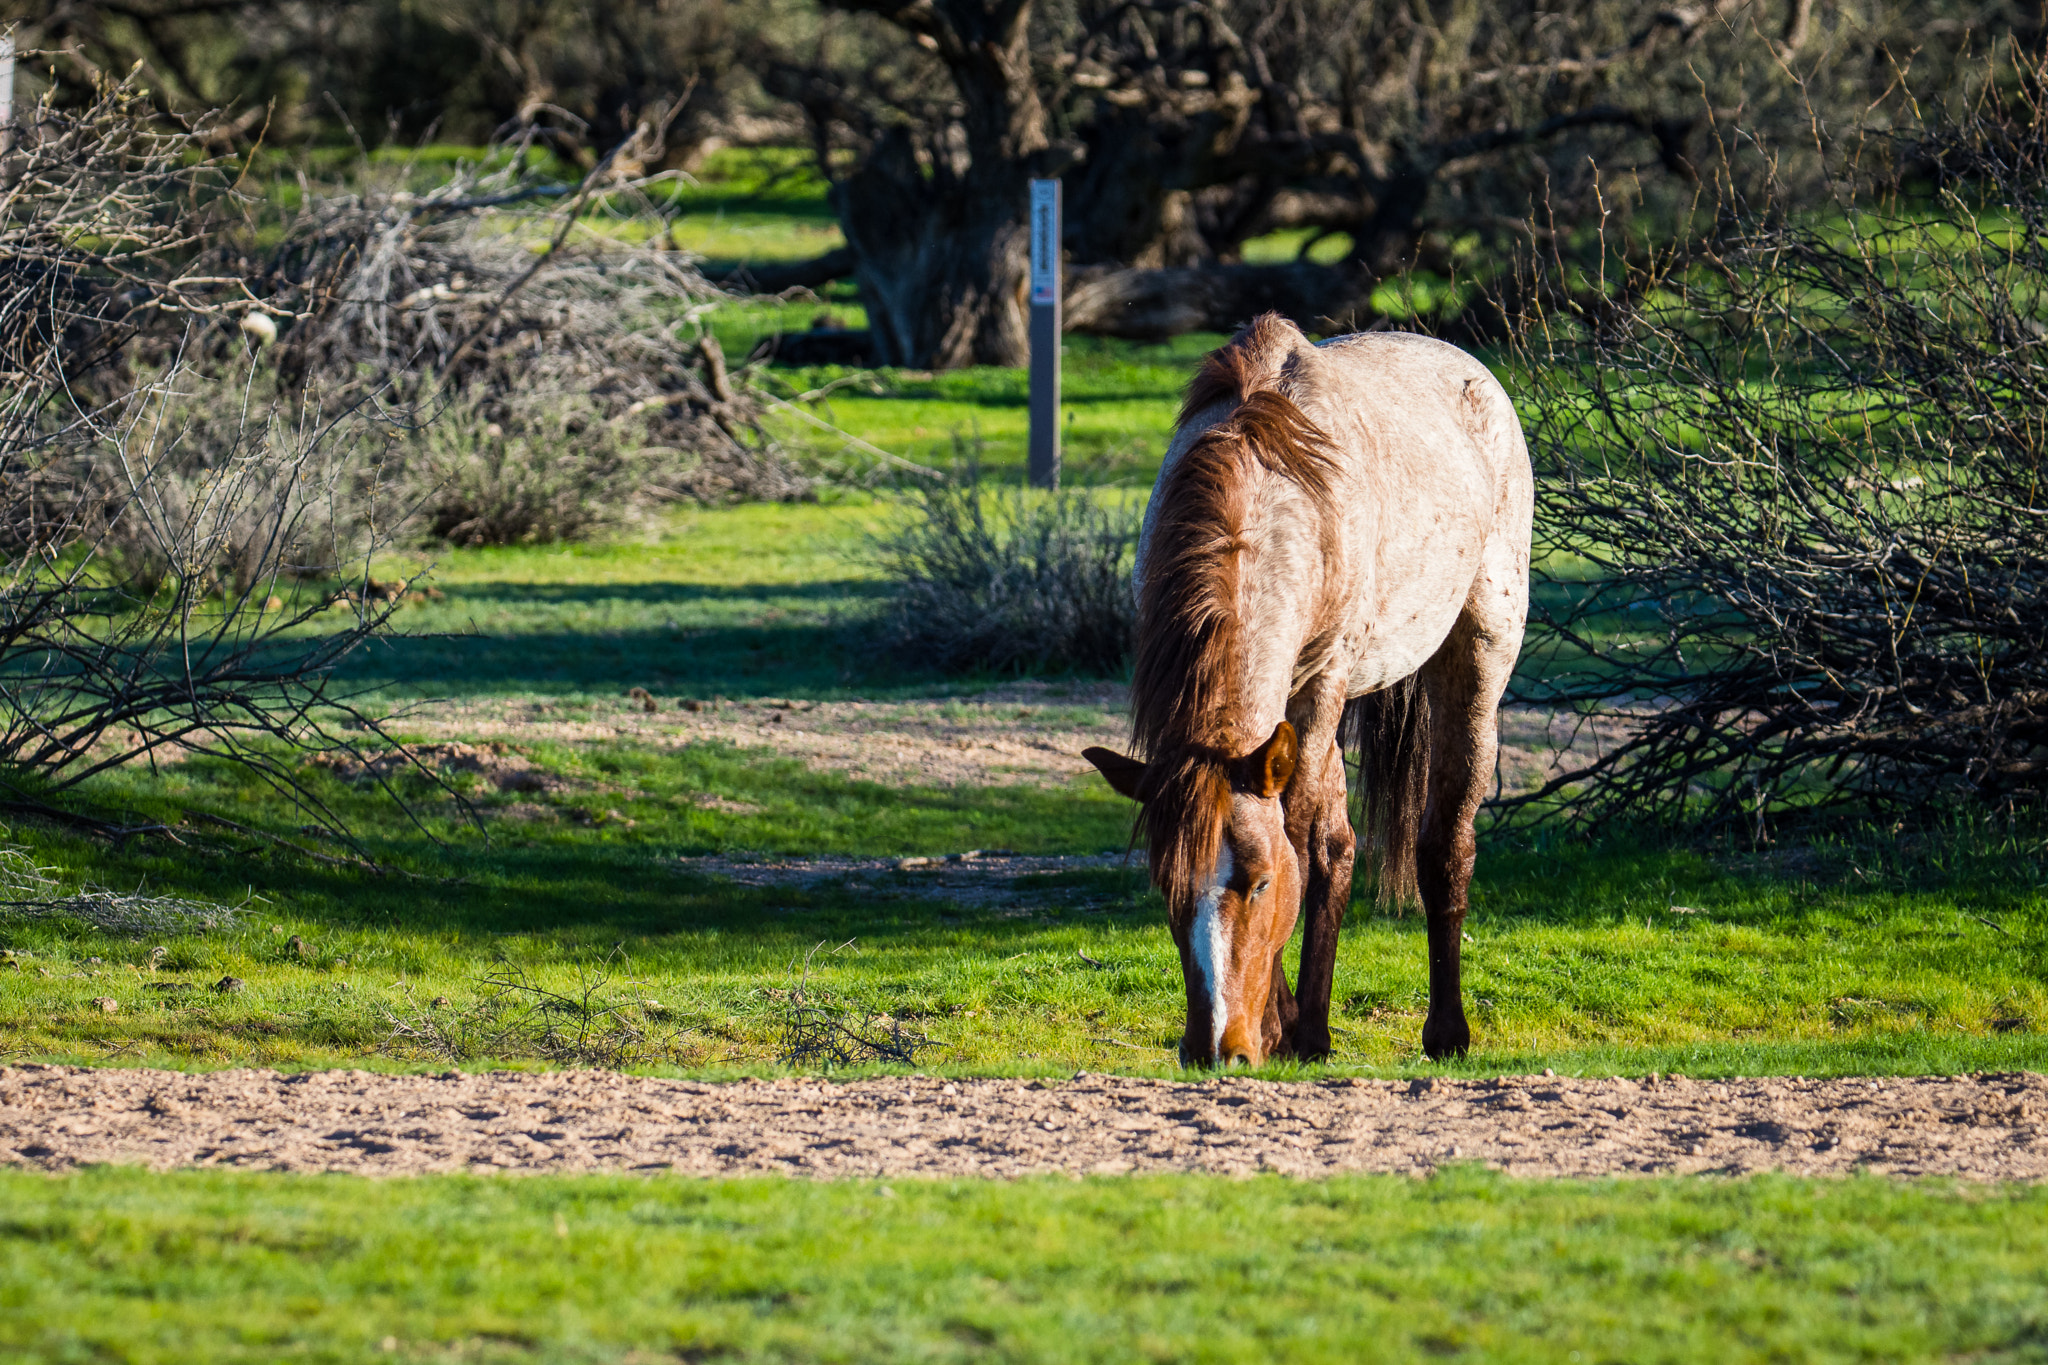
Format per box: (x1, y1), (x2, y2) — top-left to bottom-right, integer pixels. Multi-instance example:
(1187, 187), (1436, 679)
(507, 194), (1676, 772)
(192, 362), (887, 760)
(1027, 178), (1062, 490)
(0, 35), (15, 158)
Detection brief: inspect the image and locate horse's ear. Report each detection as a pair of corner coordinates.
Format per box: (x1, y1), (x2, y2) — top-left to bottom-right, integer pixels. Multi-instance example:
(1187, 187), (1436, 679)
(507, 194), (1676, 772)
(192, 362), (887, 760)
(1245, 721), (1297, 798)
(1082, 746), (1148, 801)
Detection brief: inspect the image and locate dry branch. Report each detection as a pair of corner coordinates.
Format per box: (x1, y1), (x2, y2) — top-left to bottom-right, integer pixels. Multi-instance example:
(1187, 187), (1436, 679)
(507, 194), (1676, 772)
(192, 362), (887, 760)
(1501, 65), (2048, 832)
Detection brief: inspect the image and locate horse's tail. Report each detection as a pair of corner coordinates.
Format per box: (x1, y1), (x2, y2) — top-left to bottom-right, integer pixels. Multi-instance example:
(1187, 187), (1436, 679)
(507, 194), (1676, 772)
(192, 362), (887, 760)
(1340, 673), (1430, 908)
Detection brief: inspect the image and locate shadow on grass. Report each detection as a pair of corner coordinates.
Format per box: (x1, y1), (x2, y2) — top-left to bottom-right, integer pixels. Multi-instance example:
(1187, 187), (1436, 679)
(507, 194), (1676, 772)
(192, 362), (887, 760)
(339, 622), (891, 696)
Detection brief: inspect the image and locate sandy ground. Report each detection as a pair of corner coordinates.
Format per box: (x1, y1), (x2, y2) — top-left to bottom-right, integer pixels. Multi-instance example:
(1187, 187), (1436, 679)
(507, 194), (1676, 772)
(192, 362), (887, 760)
(396, 682), (1130, 790)
(382, 684), (1607, 794)
(3, 1065), (2040, 1180)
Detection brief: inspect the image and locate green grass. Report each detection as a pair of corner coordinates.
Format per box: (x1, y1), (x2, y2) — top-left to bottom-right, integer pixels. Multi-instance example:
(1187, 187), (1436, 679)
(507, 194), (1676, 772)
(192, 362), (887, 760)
(2, 734), (2041, 1075)
(0, 486), (2042, 1080)
(354, 499), (901, 702)
(5, 1166), (2048, 1363)
(744, 333), (1227, 483)
(6, 152), (2045, 1081)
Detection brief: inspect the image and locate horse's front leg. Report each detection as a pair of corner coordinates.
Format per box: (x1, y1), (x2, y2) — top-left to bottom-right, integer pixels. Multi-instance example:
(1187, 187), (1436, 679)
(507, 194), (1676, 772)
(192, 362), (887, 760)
(1285, 740), (1355, 1059)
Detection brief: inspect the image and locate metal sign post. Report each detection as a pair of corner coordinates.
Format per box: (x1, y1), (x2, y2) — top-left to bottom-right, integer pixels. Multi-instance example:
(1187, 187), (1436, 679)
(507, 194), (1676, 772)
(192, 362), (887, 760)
(1027, 178), (1061, 490)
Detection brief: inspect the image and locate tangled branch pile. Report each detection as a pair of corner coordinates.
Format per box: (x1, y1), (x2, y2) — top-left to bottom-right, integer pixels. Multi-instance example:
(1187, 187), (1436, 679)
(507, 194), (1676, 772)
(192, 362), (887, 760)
(381, 946), (691, 1068)
(774, 942), (931, 1069)
(1506, 80), (2048, 831)
(265, 147), (808, 530)
(0, 56), (819, 828)
(0, 847), (245, 936)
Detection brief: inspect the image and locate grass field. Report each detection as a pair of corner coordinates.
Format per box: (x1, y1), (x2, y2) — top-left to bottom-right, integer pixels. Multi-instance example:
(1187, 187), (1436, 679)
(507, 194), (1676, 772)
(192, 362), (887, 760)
(0, 502), (2041, 1078)
(3, 145), (2045, 1365)
(6, 1166), (2047, 1363)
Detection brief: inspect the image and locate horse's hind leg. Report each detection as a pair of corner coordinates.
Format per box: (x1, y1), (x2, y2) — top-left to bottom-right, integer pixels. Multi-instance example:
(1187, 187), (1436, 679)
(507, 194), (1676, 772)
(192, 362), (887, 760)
(1417, 611), (1518, 1061)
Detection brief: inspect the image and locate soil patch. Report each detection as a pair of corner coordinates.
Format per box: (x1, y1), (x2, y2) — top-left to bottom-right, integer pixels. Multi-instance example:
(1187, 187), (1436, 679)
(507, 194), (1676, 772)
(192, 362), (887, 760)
(402, 682), (1130, 790)
(3, 1066), (2040, 1180)
(673, 851), (1140, 911)
(306, 741), (562, 794)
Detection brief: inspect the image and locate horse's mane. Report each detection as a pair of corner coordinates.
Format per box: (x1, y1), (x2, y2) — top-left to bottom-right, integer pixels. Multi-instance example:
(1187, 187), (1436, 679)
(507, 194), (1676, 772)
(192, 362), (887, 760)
(1131, 313), (1339, 903)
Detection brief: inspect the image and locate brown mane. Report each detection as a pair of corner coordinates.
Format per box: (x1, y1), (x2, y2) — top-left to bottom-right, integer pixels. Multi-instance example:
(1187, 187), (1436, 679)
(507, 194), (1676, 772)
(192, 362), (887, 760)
(1131, 314), (1340, 904)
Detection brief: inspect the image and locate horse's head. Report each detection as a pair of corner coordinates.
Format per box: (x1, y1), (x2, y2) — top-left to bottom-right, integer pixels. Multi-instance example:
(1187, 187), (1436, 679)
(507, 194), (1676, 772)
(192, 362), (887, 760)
(1084, 721), (1300, 1067)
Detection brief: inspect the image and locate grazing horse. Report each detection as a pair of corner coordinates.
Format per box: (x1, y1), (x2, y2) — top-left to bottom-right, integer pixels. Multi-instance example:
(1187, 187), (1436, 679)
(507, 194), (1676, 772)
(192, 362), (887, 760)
(1083, 314), (1532, 1066)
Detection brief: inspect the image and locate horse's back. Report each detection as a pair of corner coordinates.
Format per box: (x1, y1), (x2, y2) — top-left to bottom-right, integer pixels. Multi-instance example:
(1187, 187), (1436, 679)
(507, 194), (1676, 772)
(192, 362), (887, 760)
(1304, 331), (1532, 697)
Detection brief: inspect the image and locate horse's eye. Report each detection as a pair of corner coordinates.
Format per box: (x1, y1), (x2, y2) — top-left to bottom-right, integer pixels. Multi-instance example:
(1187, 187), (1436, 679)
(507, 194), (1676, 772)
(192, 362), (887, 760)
(1250, 878), (1272, 899)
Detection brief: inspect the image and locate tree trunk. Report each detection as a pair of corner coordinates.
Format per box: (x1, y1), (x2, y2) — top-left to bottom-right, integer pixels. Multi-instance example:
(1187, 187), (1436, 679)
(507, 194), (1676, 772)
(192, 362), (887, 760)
(831, 128), (1032, 369)
(813, 0), (1050, 370)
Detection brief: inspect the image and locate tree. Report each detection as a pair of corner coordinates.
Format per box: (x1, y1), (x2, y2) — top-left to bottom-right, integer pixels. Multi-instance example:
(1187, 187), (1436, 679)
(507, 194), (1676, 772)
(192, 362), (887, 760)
(763, 0), (1072, 367)
(767, 0), (2034, 361)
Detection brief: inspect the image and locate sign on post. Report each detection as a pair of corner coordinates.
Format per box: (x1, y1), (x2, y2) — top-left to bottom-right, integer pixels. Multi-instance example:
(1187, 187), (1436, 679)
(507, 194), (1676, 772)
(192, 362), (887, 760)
(0, 36), (15, 157)
(1028, 178), (1061, 490)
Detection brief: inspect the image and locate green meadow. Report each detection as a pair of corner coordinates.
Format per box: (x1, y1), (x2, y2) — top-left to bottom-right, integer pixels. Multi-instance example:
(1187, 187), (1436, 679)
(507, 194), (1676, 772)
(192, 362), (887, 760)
(0, 496), (2041, 1079)
(3, 144), (2045, 1365)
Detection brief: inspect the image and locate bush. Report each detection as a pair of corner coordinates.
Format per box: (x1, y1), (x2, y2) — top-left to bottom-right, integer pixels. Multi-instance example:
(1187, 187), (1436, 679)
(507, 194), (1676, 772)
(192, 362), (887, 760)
(1503, 65), (2048, 833)
(873, 462), (1138, 676)
(0, 66), (411, 829)
(390, 393), (680, 547)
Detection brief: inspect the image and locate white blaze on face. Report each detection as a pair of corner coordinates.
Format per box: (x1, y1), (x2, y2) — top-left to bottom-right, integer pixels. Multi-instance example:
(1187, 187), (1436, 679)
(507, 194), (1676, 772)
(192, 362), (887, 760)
(1189, 844), (1233, 1059)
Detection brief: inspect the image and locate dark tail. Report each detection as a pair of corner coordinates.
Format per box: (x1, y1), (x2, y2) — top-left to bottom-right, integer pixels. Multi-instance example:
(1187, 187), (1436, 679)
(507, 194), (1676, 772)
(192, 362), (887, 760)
(1339, 673), (1431, 909)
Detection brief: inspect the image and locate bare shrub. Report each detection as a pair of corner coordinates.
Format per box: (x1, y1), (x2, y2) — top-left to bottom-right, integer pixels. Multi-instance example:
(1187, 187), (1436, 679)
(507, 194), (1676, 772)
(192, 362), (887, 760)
(263, 146), (810, 538)
(0, 64), (427, 836)
(1502, 71), (2048, 832)
(380, 945), (690, 1068)
(874, 458), (1139, 676)
(774, 940), (931, 1069)
(395, 393), (661, 546)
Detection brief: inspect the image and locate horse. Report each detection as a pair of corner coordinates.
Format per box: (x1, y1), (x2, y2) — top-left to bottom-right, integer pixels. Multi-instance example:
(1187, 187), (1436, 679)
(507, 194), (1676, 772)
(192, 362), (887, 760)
(1083, 313), (1532, 1067)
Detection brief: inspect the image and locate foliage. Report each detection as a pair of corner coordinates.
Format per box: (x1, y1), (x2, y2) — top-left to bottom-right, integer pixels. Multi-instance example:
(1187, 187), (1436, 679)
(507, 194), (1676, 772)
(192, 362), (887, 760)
(1506, 74), (2048, 832)
(28, 0), (2030, 363)
(873, 461), (1139, 675)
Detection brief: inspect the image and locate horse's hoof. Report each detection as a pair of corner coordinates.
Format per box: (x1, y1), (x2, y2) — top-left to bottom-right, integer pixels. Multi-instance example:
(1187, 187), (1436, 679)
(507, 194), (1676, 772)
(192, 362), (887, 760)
(1286, 1026), (1333, 1061)
(1421, 1015), (1470, 1061)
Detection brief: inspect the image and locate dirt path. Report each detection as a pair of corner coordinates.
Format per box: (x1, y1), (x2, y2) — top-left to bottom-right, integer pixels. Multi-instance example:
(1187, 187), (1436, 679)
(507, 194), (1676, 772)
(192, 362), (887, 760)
(386, 685), (1605, 795)
(3, 1066), (2041, 1180)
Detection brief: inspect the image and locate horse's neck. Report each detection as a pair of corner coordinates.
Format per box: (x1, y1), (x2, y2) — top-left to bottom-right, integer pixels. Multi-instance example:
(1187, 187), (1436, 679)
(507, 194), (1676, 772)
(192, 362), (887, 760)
(1230, 515), (1322, 740)
(1146, 484), (1323, 759)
